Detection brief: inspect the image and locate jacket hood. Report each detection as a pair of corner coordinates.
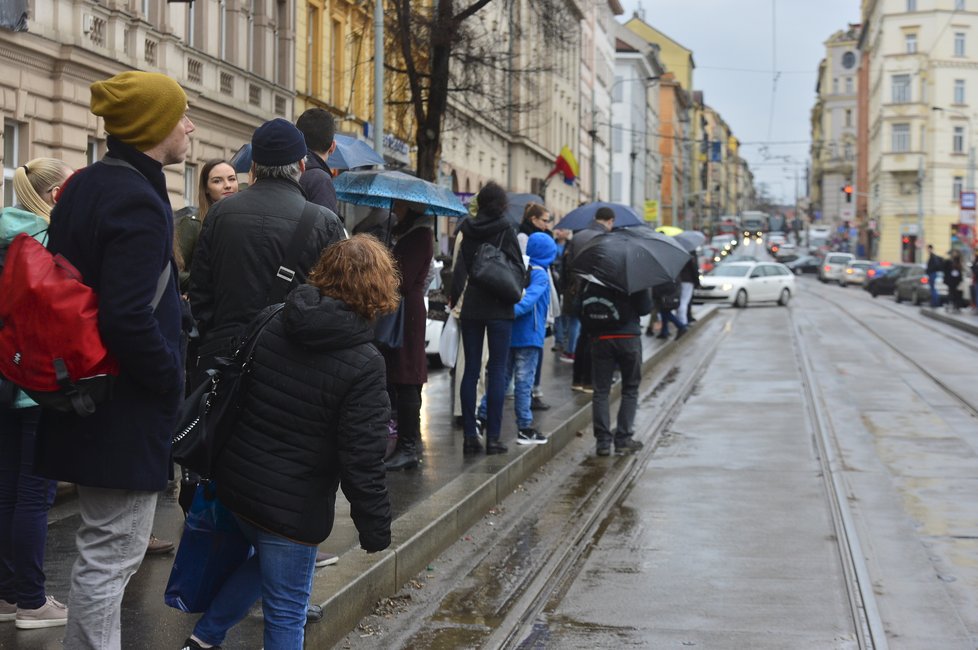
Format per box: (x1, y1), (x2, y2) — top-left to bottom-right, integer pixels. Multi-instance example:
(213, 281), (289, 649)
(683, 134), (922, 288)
(283, 284), (375, 350)
(527, 231), (557, 268)
(0, 207), (49, 247)
(460, 211), (512, 240)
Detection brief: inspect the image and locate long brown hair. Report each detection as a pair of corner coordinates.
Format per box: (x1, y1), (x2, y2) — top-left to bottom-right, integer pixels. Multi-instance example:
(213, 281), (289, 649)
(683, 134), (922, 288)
(307, 235), (401, 321)
(197, 159), (235, 220)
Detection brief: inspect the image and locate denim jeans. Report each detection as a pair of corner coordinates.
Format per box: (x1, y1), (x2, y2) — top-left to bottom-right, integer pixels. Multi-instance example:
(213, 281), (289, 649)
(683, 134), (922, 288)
(194, 518), (317, 650)
(64, 486), (158, 650)
(0, 407), (56, 610)
(928, 272), (940, 306)
(591, 335), (643, 446)
(658, 309), (685, 335)
(460, 318), (513, 441)
(564, 316), (581, 354)
(512, 347), (542, 429)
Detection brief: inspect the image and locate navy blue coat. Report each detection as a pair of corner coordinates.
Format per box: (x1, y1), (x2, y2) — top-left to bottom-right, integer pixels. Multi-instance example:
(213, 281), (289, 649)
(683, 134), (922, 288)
(36, 137), (184, 491)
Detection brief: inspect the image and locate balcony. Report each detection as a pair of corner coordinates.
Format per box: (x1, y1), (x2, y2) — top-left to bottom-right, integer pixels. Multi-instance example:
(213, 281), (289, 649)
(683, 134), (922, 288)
(880, 151), (922, 174)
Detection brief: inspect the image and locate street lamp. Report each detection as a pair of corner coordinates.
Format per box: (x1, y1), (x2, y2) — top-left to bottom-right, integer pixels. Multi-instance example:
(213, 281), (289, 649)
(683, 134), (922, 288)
(608, 75), (659, 205)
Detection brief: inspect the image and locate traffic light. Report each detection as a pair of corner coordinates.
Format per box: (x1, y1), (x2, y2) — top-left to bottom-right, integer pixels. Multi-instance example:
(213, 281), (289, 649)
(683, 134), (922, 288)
(842, 184), (853, 203)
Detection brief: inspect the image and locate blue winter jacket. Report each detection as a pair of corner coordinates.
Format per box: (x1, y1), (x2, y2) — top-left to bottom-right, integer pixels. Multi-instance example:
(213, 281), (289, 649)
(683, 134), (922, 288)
(511, 233), (557, 348)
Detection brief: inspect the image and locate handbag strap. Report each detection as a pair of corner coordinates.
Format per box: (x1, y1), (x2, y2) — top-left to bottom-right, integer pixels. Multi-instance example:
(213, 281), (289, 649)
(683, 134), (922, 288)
(265, 202), (320, 304)
(234, 304), (286, 364)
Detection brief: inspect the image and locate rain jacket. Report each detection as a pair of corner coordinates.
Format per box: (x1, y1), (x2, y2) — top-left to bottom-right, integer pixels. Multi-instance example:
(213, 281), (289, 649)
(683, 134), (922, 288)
(0, 206), (49, 409)
(511, 233), (557, 349)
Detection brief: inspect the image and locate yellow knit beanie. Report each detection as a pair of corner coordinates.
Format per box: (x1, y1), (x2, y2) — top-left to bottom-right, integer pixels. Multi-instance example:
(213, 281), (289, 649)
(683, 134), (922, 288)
(90, 71), (188, 152)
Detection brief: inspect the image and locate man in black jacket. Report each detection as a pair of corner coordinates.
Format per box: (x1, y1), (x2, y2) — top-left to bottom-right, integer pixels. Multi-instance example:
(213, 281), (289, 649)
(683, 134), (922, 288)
(296, 107), (339, 213)
(581, 277), (652, 457)
(925, 244), (943, 307)
(188, 118), (345, 384)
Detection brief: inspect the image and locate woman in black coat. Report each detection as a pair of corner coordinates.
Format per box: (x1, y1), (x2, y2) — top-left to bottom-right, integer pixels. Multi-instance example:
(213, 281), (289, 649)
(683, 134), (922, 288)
(187, 235), (397, 650)
(449, 182), (524, 455)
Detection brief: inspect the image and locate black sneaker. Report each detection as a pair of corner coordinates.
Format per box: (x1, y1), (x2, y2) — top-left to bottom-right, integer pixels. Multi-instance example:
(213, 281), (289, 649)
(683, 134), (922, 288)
(180, 638), (220, 650)
(530, 396), (551, 411)
(596, 444), (611, 457)
(486, 440), (509, 455)
(656, 331), (669, 339)
(675, 327), (688, 340)
(516, 428), (548, 445)
(615, 438), (644, 455)
(463, 437), (483, 455)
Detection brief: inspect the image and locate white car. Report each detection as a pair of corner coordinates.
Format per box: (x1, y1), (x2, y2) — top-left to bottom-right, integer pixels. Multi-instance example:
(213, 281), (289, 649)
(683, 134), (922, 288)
(841, 260), (874, 287)
(819, 252), (854, 284)
(694, 261), (795, 307)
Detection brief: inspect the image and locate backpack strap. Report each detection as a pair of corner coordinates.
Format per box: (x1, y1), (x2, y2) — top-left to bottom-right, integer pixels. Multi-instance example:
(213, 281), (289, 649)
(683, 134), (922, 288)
(265, 202), (320, 305)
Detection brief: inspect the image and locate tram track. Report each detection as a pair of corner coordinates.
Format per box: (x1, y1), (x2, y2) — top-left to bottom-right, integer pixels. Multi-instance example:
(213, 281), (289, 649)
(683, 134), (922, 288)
(489, 313), (735, 649)
(804, 284), (978, 419)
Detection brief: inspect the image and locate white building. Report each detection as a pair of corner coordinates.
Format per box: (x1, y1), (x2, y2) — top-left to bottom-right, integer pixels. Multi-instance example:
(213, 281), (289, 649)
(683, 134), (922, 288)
(579, 0), (622, 204)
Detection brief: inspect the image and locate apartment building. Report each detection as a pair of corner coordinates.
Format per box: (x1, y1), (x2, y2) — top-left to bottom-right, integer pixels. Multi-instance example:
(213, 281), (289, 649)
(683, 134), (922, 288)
(1, 0), (292, 208)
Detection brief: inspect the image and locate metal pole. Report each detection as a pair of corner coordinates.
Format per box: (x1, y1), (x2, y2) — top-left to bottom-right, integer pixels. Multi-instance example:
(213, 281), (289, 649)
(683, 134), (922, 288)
(373, 0), (383, 155)
(917, 155), (925, 262)
(968, 145), (975, 192)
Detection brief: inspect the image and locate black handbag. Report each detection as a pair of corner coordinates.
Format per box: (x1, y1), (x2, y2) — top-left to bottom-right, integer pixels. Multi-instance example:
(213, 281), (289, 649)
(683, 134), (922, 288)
(373, 301), (405, 350)
(172, 305), (283, 477)
(469, 231), (524, 305)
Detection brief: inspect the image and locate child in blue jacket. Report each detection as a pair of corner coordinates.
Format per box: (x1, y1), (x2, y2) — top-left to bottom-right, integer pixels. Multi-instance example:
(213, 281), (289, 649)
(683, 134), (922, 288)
(511, 232), (557, 444)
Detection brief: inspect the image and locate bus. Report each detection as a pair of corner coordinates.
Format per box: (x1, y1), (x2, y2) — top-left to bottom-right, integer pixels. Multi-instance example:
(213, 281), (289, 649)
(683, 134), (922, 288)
(714, 215), (741, 239)
(741, 211), (769, 237)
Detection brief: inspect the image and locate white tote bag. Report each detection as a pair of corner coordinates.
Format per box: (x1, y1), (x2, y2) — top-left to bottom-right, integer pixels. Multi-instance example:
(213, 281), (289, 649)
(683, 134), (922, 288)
(439, 313), (460, 368)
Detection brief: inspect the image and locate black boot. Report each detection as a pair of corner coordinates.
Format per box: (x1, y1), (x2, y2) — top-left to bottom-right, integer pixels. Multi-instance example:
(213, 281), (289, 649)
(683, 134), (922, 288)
(384, 440), (419, 471)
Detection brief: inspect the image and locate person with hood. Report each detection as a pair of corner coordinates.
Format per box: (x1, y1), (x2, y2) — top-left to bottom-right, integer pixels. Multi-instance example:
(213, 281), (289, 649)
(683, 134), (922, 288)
(449, 182), (524, 455)
(510, 232), (557, 444)
(0, 157), (72, 630)
(183, 235), (394, 650)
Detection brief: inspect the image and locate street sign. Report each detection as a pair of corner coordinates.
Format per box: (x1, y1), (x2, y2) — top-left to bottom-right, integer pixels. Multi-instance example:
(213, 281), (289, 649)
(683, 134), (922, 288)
(961, 209), (976, 225)
(644, 199), (659, 223)
(961, 191), (976, 210)
(900, 223), (919, 235)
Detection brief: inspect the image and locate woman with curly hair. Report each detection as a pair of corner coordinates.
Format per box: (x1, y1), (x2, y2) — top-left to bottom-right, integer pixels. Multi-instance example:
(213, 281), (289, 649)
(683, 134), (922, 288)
(183, 235), (396, 650)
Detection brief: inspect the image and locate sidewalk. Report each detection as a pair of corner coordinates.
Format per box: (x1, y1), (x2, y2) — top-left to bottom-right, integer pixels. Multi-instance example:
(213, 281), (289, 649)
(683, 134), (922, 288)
(921, 306), (978, 336)
(0, 307), (718, 650)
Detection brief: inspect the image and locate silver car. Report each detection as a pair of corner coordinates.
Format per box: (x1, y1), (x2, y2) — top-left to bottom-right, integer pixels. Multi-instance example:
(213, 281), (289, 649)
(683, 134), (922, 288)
(819, 252), (854, 284)
(841, 260), (874, 287)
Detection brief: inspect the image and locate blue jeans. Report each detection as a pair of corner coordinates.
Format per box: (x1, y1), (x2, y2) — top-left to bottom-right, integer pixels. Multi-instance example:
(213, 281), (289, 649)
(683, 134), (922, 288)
(0, 407), (56, 609)
(460, 318), (513, 441)
(194, 518), (317, 649)
(658, 309), (685, 335)
(928, 272), (940, 306)
(513, 347), (542, 429)
(564, 316), (581, 354)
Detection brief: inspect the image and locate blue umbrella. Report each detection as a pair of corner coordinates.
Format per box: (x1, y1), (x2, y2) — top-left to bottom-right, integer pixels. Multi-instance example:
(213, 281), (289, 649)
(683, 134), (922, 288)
(556, 202), (644, 231)
(505, 192), (545, 226)
(229, 135), (385, 173)
(334, 170), (467, 216)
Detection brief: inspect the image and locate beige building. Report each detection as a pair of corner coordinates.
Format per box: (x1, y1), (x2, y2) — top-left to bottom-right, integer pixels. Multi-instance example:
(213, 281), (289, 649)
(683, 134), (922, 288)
(1, 0), (292, 209)
(862, 0), (978, 263)
(810, 26), (861, 242)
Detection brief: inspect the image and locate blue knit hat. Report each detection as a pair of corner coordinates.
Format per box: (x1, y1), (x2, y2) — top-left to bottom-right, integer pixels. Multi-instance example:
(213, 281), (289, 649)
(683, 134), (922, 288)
(251, 118), (307, 166)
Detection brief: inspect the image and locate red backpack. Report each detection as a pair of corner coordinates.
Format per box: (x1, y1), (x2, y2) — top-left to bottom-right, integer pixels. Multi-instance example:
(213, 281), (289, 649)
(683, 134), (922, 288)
(0, 233), (120, 415)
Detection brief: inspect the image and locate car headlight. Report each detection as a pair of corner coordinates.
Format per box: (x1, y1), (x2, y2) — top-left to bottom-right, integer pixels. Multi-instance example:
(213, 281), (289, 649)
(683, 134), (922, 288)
(720, 283), (734, 291)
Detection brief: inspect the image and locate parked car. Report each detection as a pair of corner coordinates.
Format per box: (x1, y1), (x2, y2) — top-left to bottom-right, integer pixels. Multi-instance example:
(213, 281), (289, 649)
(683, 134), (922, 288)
(819, 252), (854, 284)
(694, 261), (796, 307)
(424, 260), (448, 364)
(864, 263), (920, 297)
(785, 255), (821, 275)
(840, 260), (875, 287)
(894, 267), (973, 306)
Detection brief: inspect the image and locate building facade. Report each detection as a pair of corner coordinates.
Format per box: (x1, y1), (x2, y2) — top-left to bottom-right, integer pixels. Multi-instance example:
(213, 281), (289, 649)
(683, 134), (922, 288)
(1, 0), (292, 208)
(578, 0), (621, 204)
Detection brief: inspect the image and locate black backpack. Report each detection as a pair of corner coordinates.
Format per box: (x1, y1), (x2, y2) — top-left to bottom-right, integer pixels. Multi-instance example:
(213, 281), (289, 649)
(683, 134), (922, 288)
(579, 281), (630, 333)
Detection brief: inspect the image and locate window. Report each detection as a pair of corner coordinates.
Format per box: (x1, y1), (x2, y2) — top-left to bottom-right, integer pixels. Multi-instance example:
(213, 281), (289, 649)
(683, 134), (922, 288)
(955, 79), (966, 104)
(185, 3), (195, 48)
(845, 108), (853, 127)
(219, 0), (227, 60)
(612, 125), (623, 153)
(955, 32), (966, 57)
(892, 123), (911, 152)
(906, 33), (917, 53)
(953, 125), (965, 153)
(892, 74), (911, 103)
(184, 163), (196, 205)
(907, 0), (916, 10)
(956, 0), (965, 10)
(331, 19), (342, 105)
(87, 138), (100, 165)
(612, 76), (623, 103)
(612, 172), (622, 202)
(954, 176), (964, 200)
(832, 77), (839, 94)
(844, 142), (854, 160)
(3, 120), (20, 207)
(307, 1), (322, 96)
(845, 77), (853, 94)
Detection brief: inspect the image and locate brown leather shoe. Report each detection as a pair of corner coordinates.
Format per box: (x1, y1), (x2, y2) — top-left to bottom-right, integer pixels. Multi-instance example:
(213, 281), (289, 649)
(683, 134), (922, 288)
(145, 535), (175, 555)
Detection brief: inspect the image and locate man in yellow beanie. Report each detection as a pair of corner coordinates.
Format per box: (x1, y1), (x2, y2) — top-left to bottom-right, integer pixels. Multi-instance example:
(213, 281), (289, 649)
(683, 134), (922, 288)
(35, 70), (194, 650)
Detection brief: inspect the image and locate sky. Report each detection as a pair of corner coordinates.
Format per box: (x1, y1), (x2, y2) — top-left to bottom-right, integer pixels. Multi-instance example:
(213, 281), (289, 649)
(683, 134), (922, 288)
(616, 0), (861, 205)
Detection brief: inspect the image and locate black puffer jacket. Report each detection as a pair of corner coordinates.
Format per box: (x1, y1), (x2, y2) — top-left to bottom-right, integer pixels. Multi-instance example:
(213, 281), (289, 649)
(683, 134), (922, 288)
(450, 212), (523, 321)
(215, 285), (392, 549)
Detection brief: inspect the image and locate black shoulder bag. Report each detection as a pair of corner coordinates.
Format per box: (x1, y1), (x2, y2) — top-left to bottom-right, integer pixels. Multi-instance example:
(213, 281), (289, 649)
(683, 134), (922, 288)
(469, 230), (525, 305)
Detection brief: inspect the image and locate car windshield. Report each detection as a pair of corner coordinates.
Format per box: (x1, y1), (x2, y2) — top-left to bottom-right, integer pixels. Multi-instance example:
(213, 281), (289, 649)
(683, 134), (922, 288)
(851, 263), (873, 270)
(827, 255), (850, 264)
(709, 266), (751, 277)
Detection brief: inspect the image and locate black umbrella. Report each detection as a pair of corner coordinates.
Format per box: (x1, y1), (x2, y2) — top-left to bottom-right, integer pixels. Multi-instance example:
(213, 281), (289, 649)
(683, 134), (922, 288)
(673, 230), (706, 252)
(570, 228), (691, 294)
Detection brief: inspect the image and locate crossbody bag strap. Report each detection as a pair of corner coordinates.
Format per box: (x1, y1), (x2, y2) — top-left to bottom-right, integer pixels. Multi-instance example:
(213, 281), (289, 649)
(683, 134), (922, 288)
(101, 156), (172, 313)
(266, 203), (320, 305)
(234, 304), (286, 363)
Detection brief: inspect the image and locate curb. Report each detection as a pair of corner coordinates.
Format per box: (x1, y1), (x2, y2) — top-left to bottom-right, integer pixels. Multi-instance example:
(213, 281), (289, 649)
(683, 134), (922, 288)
(921, 307), (978, 336)
(305, 305), (721, 648)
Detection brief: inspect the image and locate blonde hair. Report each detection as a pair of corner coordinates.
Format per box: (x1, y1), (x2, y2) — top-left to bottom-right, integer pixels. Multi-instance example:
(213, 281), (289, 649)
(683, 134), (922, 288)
(14, 158), (70, 220)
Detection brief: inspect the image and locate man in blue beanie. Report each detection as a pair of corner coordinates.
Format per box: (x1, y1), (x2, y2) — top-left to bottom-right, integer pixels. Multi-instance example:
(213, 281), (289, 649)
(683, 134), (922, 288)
(189, 118), (346, 384)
